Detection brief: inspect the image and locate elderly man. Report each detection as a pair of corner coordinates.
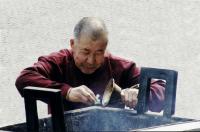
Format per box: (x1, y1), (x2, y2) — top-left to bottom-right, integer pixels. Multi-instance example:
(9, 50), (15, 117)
(15, 17), (165, 112)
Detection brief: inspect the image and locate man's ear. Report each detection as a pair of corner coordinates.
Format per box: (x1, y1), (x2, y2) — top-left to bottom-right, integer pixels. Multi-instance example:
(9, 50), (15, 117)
(70, 39), (75, 49)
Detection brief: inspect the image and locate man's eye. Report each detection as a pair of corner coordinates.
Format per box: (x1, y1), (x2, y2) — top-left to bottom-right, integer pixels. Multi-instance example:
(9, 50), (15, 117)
(96, 51), (104, 55)
(81, 51), (89, 55)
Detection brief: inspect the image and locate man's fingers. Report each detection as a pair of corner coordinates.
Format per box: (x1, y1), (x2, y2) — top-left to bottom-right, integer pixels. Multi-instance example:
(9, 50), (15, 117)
(67, 85), (96, 105)
(80, 96), (89, 104)
(133, 98), (138, 107)
(81, 87), (96, 104)
(128, 90), (134, 108)
(130, 84), (139, 89)
(130, 89), (138, 108)
(124, 90), (129, 107)
(84, 87), (96, 101)
(80, 96), (93, 105)
(121, 88), (139, 108)
(121, 90), (125, 103)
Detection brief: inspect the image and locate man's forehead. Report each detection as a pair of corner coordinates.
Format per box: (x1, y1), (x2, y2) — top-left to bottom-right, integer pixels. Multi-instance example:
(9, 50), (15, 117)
(78, 35), (108, 45)
(75, 38), (107, 51)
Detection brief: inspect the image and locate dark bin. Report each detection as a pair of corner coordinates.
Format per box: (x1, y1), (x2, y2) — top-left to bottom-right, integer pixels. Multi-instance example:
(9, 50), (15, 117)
(61, 106), (195, 131)
(1, 67), (197, 131)
(0, 106), (195, 132)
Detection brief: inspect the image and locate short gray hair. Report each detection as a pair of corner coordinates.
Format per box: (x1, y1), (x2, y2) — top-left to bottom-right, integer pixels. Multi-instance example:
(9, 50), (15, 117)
(74, 17), (108, 41)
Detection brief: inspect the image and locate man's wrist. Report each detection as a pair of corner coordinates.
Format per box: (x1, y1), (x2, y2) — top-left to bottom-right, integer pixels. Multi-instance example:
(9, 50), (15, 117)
(66, 88), (72, 101)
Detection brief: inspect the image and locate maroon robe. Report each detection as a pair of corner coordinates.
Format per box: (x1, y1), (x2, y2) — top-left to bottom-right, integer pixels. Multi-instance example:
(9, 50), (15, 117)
(15, 49), (165, 112)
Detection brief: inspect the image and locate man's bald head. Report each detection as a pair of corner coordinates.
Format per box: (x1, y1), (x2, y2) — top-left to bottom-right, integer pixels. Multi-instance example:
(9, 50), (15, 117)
(70, 17), (108, 74)
(73, 17), (108, 41)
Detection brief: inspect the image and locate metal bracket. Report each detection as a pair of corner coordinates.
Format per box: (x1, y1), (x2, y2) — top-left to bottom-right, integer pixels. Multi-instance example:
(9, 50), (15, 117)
(24, 87), (65, 132)
(137, 67), (178, 118)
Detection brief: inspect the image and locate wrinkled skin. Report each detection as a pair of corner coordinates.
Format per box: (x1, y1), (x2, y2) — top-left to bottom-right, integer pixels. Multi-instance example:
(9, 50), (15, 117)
(67, 35), (138, 108)
(70, 35), (108, 74)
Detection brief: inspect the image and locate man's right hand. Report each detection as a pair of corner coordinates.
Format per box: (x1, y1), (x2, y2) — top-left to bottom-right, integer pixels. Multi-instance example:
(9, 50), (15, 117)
(66, 85), (96, 105)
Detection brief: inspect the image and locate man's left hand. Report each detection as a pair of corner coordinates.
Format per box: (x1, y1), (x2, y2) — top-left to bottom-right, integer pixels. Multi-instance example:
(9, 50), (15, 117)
(121, 86), (139, 108)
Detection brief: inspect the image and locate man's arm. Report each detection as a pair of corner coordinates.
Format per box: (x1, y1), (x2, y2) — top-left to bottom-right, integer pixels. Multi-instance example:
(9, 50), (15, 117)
(148, 79), (165, 112)
(15, 56), (71, 98)
(124, 66), (165, 112)
(15, 55), (96, 105)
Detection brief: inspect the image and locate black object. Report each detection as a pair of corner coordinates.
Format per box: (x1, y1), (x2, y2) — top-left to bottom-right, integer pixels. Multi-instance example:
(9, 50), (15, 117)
(0, 106), (195, 131)
(24, 87), (65, 132)
(0, 67), (185, 132)
(137, 67), (178, 118)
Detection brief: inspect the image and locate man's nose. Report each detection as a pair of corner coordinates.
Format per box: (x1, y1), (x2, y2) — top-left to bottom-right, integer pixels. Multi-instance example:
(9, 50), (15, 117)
(87, 54), (95, 65)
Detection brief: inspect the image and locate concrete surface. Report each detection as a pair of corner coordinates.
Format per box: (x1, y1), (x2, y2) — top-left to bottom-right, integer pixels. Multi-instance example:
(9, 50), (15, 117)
(0, 0), (200, 126)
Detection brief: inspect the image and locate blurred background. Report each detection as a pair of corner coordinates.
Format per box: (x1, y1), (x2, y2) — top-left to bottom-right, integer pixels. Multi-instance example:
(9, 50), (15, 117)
(0, 0), (200, 126)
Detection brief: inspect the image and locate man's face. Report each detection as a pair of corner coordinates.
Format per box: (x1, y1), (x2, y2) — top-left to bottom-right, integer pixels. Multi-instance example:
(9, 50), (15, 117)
(70, 35), (108, 74)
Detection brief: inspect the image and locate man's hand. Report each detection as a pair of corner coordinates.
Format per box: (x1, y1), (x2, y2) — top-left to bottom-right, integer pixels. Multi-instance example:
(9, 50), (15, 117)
(66, 85), (96, 105)
(121, 85), (139, 108)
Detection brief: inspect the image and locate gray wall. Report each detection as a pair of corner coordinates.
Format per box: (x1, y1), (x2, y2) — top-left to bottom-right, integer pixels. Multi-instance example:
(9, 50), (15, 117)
(0, 0), (200, 126)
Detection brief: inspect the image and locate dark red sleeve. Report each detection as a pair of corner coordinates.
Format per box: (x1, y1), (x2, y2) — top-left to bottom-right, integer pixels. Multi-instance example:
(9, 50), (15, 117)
(127, 66), (165, 112)
(15, 55), (71, 98)
(149, 79), (165, 112)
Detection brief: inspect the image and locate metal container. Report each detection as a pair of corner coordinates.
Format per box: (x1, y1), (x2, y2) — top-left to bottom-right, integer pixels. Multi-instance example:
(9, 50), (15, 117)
(0, 106), (195, 132)
(1, 67), (197, 131)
